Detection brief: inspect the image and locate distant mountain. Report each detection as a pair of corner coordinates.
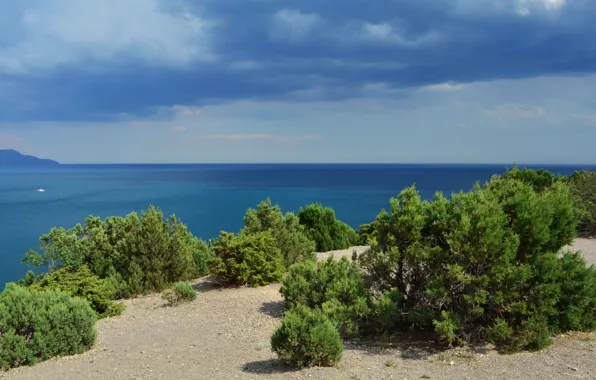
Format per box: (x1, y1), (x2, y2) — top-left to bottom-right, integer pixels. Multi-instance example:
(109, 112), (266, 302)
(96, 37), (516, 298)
(0, 149), (60, 168)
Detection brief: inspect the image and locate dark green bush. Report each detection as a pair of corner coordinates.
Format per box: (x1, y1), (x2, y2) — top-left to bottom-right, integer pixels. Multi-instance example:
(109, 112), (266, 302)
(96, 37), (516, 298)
(30, 265), (124, 319)
(357, 221), (377, 245)
(372, 289), (403, 333)
(501, 165), (565, 192)
(0, 283), (96, 370)
(161, 282), (197, 307)
(567, 169), (596, 237)
(187, 237), (215, 278)
(554, 252), (596, 332)
(16, 270), (40, 287)
(502, 165), (596, 238)
(280, 257), (370, 335)
(212, 231), (285, 287)
(271, 306), (343, 368)
(22, 206), (203, 298)
(297, 203), (358, 252)
(243, 199), (316, 266)
(355, 170), (593, 351)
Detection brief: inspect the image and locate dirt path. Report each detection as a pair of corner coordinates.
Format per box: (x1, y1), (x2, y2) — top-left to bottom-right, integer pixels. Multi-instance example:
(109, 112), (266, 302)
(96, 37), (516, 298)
(1, 239), (595, 380)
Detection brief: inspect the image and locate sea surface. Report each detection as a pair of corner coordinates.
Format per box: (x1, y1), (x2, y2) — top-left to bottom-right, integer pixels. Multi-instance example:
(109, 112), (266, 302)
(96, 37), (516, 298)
(0, 164), (591, 286)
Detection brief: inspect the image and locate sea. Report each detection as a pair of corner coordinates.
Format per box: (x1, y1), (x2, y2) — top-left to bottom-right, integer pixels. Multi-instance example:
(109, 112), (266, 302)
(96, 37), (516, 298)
(0, 163), (591, 286)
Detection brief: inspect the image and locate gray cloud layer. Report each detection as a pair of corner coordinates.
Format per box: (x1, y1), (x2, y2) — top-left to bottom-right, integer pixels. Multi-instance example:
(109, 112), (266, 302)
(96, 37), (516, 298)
(1, 0), (595, 122)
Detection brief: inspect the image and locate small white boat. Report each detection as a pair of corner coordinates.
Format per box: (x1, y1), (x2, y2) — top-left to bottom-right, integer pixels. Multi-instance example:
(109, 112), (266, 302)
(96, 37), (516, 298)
(37, 188), (45, 192)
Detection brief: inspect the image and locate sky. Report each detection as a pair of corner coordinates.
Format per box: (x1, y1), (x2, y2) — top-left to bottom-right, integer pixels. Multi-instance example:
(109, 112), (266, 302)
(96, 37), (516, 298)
(0, 0), (595, 164)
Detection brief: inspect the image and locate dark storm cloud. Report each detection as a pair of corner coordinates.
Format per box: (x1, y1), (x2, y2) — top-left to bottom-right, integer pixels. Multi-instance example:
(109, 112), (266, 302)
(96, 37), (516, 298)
(1, 0), (595, 123)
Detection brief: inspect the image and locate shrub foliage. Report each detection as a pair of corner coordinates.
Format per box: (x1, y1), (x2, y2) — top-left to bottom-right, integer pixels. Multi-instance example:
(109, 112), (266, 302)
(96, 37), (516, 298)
(187, 236), (215, 279)
(502, 165), (596, 238)
(243, 198), (316, 266)
(297, 203), (358, 252)
(357, 170), (591, 350)
(275, 168), (595, 356)
(212, 231), (285, 287)
(22, 206), (212, 298)
(161, 282), (197, 307)
(280, 257), (370, 335)
(0, 284), (96, 370)
(554, 251), (596, 332)
(356, 221), (377, 246)
(568, 169), (596, 237)
(501, 166), (565, 192)
(29, 265), (124, 318)
(271, 306), (343, 368)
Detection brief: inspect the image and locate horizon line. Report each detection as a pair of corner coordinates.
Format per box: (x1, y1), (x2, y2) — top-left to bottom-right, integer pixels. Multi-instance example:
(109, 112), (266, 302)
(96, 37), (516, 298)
(49, 162), (596, 167)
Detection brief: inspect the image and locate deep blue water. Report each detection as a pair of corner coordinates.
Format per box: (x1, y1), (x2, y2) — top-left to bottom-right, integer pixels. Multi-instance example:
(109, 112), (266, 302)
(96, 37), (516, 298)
(0, 163), (591, 286)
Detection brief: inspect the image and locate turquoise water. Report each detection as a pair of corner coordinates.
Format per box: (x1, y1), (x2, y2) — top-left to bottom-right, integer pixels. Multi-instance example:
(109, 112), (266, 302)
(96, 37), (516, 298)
(0, 164), (589, 285)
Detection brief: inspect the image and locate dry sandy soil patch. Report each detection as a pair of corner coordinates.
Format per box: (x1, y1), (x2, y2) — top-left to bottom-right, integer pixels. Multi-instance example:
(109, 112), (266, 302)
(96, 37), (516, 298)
(1, 239), (595, 380)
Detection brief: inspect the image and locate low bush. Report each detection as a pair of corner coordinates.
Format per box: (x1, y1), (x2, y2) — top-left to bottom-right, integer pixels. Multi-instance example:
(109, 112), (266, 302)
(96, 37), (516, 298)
(29, 265), (124, 318)
(188, 237), (215, 278)
(502, 166), (596, 238)
(298, 203), (358, 252)
(271, 306), (343, 368)
(280, 257), (370, 335)
(354, 169), (594, 351)
(22, 206), (205, 298)
(101, 302), (126, 318)
(567, 169), (596, 237)
(243, 199), (316, 266)
(212, 231), (285, 287)
(0, 283), (96, 370)
(161, 282), (197, 307)
(554, 252), (596, 332)
(501, 166), (565, 192)
(271, 168), (595, 360)
(356, 221), (377, 245)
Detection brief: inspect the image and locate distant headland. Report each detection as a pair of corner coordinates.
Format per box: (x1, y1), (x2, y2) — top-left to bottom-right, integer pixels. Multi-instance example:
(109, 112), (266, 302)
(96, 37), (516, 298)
(0, 149), (60, 168)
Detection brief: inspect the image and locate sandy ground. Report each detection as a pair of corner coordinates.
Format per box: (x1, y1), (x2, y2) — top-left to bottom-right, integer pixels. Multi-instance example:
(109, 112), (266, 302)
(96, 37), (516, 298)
(1, 239), (595, 380)
(565, 238), (596, 266)
(315, 246), (371, 261)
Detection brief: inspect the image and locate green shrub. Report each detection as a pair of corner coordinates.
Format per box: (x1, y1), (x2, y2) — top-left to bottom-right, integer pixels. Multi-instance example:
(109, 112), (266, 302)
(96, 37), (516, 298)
(280, 257), (370, 335)
(101, 302), (126, 318)
(212, 231), (285, 287)
(554, 252), (596, 332)
(501, 166), (565, 192)
(502, 166), (596, 238)
(357, 221), (377, 245)
(271, 306), (343, 368)
(188, 237), (215, 278)
(356, 170), (593, 351)
(0, 283), (96, 370)
(567, 169), (596, 237)
(297, 203), (358, 252)
(22, 206), (203, 297)
(373, 290), (403, 333)
(29, 265), (124, 319)
(243, 199), (316, 266)
(161, 282), (197, 307)
(16, 270), (40, 287)
(488, 173), (576, 257)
